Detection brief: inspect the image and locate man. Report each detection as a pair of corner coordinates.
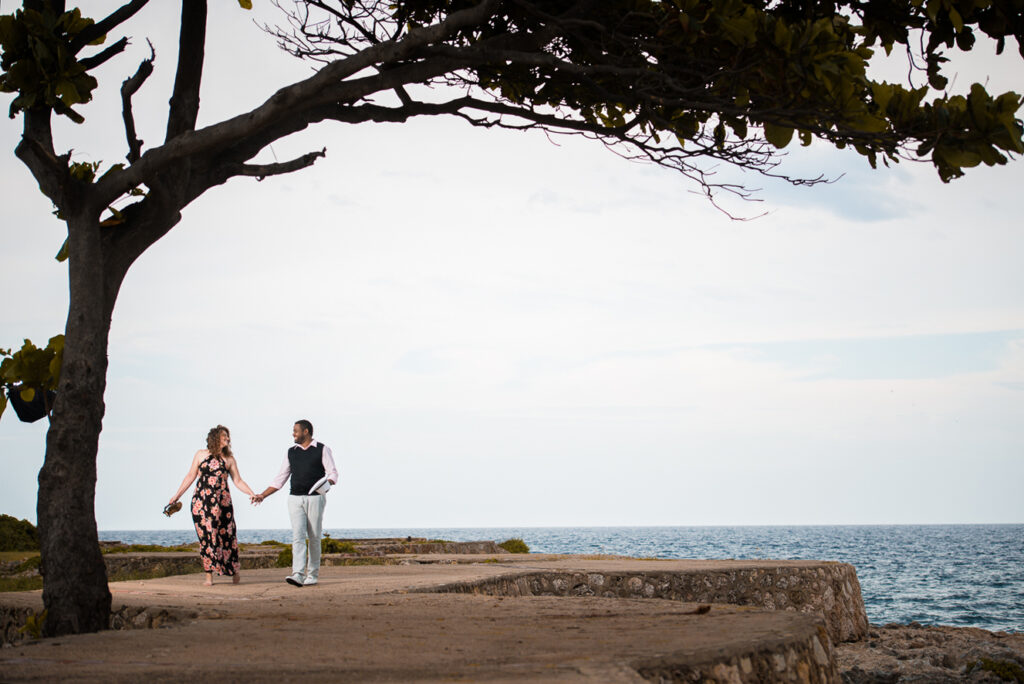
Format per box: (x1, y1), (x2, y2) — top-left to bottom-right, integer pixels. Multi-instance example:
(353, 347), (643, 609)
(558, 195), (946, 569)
(254, 420), (338, 586)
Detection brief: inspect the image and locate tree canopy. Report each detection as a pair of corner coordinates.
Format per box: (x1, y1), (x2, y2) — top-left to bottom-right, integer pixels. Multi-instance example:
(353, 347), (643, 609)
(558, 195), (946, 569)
(1, 0), (1023, 637)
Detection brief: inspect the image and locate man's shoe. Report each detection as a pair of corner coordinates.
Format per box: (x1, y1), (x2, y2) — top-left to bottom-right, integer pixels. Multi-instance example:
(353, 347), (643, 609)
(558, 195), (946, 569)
(285, 573), (304, 587)
(303, 575), (318, 586)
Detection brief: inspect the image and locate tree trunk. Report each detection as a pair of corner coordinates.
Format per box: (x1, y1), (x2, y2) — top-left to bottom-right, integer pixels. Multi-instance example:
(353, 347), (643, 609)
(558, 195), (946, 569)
(37, 214), (119, 637)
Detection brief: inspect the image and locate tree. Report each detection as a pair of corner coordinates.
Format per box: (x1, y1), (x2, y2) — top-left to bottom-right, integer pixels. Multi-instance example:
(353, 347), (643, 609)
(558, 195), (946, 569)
(1, 0), (1022, 636)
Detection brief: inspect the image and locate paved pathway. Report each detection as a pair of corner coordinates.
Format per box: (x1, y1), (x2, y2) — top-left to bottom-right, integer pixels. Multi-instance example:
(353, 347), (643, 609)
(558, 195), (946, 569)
(0, 556), (842, 682)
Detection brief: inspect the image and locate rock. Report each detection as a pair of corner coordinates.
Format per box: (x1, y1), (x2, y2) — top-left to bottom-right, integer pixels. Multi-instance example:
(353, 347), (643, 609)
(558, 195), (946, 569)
(836, 623), (1024, 683)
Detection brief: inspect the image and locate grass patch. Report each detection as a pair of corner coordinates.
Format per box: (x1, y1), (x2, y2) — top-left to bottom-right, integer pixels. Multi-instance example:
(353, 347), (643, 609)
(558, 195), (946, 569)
(333, 558), (387, 566)
(498, 538), (530, 554)
(102, 544), (195, 554)
(108, 566), (203, 582)
(0, 558), (202, 592)
(0, 576), (43, 593)
(0, 551), (38, 563)
(258, 540), (288, 547)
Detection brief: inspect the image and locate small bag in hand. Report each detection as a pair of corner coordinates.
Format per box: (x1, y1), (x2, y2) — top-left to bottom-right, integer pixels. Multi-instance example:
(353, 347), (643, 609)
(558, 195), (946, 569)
(163, 501), (183, 517)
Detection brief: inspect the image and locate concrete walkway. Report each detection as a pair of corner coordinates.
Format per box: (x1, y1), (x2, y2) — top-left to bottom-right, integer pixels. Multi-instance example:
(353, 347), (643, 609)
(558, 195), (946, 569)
(0, 556), (851, 682)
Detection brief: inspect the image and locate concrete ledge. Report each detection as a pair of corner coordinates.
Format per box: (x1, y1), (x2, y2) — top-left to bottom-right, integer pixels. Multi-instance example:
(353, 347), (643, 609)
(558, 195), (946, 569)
(633, 621), (837, 683)
(0, 558), (865, 682)
(0, 568), (841, 683)
(417, 560), (869, 643)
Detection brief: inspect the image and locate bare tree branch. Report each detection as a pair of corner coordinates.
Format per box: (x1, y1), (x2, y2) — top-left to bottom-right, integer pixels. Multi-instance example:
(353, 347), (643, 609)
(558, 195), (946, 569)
(121, 40), (156, 164)
(15, 109), (69, 210)
(78, 37), (129, 72)
(70, 0), (151, 54)
(226, 148), (327, 181)
(96, 0), (503, 203)
(165, 0), (208, 141)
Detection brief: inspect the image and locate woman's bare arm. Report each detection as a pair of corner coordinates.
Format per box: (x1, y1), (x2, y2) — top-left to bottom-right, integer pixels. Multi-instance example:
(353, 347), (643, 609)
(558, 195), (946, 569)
(169, 450), (205, 505)
(225, 456), (257, 498)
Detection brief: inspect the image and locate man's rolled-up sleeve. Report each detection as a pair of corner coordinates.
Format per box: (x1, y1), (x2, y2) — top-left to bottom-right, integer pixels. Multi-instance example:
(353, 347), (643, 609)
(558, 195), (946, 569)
(268, 455), (291, 491)
(323, 445), (339, 484)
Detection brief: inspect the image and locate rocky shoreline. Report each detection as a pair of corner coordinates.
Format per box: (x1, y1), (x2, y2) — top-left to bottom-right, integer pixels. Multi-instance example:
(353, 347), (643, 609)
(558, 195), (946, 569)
(836, 622), (1024, 683)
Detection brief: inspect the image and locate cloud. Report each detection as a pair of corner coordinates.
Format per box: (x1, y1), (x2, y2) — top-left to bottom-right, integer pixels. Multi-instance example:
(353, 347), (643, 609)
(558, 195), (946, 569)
(710, 330), (1024, 381)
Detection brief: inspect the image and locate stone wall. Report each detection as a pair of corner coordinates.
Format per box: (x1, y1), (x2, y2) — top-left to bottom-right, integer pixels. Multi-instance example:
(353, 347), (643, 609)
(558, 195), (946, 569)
(1, 604), (193, 647)
(419, 563), (869, 643)
(101, 553), (278, 578)
(633, 624), (839, 683)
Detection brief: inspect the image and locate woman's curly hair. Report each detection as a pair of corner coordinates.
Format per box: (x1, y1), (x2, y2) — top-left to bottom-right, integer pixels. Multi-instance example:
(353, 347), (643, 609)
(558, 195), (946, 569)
(206, 425), (232, 460)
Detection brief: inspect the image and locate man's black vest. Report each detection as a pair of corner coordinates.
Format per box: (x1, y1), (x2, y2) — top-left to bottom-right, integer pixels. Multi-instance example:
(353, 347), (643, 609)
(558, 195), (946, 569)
(288, 442), (326, 495)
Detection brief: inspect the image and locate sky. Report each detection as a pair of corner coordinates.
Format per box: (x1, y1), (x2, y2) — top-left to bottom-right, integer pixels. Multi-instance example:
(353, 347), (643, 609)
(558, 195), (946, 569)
(1, 2), (1022, 532)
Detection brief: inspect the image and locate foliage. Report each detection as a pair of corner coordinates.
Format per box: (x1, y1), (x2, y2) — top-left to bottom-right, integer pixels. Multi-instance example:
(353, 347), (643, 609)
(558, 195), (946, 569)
(0, 335), (63, 421)
(968, 657), (1024, 682)
(275, 547), (292, 568)
(14, 554), (42, 572)
(18, 609), (46, 638)
(258, 539), (288, 547)
(321, 537), (357, 554)
(0, 4), (98, 122)
(498, 538), (530, 554)
(0, 515), (39, 551)
(303, 0), (1024, 188)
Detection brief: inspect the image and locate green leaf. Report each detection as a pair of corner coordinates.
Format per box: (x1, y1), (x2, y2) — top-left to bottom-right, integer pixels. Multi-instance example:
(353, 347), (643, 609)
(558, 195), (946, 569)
(55, 79), (80, 105)
(763, 122), (795, 149)
(97, 163), (125, 181)
(55, 237), (69, 262)
(0, 391), (7, 419)
(948, 7), (963, 33)
(47, 335), (64, 383)
(238, 0), (253, 8)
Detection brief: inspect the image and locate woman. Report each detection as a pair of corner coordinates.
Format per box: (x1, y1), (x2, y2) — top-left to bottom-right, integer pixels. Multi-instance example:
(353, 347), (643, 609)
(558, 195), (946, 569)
(169, 425), (257, 585)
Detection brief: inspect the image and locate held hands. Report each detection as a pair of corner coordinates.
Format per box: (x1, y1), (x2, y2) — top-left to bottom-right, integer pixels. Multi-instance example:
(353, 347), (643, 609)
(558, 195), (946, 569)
(250, 494), (264, 505)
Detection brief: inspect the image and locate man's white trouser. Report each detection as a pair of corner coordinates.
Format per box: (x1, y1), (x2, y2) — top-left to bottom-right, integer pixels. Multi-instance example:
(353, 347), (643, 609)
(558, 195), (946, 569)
(288, 494), (326, 579)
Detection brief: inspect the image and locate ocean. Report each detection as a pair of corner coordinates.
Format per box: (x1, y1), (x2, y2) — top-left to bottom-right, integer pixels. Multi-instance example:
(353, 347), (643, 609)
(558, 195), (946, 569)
(101, 524), (1024, 634)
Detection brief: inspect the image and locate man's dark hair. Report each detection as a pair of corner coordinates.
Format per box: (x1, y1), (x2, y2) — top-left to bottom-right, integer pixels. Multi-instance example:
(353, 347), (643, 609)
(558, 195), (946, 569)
(295, 419), (314, 436)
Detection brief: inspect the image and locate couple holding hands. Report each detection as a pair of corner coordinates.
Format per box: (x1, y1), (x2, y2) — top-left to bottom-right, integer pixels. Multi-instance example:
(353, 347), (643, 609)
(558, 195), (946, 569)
(168, 419), (338, 587)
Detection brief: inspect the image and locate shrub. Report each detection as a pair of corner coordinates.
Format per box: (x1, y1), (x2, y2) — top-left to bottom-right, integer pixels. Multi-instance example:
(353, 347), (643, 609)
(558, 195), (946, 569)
(498, 538), (529, 554)
(15, 555), (41, 573)
(275, 547), (292, 568)
(968, 658), (1024, 682)
(0, 515), (38, 552)
(321, 538), (356, 554)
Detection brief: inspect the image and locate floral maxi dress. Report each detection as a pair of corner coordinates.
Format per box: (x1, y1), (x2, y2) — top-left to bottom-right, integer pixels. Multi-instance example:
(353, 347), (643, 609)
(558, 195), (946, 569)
(191, 454), (240, 576)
